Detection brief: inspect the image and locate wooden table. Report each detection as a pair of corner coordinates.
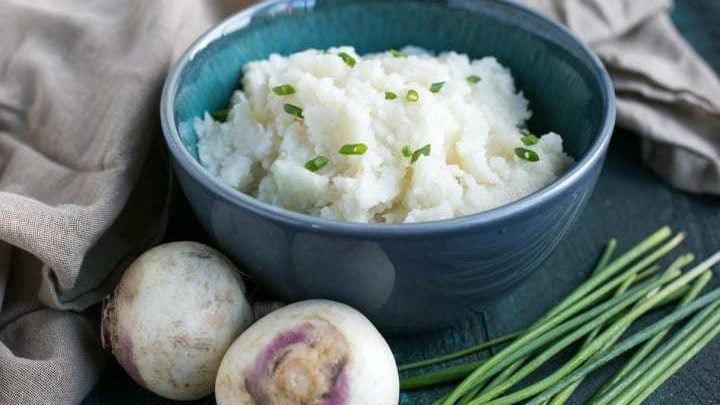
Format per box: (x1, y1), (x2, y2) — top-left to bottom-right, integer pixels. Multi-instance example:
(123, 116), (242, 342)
(83, 1), (720, 403)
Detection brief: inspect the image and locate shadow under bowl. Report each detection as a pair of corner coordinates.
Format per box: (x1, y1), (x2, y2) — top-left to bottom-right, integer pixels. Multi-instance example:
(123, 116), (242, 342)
(161, 0), (615, 332)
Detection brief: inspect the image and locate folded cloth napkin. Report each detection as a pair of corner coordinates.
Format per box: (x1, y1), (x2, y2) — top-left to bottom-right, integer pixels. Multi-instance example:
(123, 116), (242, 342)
(0, 1), (247, 403)
(0, 0), (717, 404)
(524, 0), (720, 194)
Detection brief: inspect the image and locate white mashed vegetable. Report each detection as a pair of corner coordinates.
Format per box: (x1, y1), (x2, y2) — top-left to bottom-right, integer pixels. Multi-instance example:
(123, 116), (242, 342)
(194, 46), (573, 223)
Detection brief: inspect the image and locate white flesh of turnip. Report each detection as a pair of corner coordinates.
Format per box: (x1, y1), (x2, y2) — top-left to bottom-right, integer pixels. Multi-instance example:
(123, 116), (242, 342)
(101, 241), (253, 400)
(215, 299), (399, 405)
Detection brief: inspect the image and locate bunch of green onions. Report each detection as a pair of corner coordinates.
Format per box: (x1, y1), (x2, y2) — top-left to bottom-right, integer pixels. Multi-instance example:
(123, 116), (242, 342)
(398, 226), (720, 404)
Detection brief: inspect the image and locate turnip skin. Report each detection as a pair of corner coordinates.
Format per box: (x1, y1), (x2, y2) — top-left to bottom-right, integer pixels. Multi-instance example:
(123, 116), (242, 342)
(101, 242), (253, 400)
(215, 300), (399, 405)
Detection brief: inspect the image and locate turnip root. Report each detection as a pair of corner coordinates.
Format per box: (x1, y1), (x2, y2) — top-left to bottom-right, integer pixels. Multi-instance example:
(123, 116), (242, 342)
(101, 241), (253, 400)
(215, 300), (399, 405)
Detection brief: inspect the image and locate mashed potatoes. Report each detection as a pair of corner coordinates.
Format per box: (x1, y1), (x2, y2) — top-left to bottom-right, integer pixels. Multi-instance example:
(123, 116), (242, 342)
(194, 47), (573, 223)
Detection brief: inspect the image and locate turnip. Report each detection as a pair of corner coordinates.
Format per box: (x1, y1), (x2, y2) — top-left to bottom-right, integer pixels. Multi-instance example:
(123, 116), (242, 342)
(101, 241), (253, 400)
(215, 299), (399, 405)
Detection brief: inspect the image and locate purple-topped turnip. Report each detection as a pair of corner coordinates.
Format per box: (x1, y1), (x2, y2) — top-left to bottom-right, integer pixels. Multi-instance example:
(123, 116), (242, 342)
(215, 299), (399, 404)
(101, 242), (253, 400)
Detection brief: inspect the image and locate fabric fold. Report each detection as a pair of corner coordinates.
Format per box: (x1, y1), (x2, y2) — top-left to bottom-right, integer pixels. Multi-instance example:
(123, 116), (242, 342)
(525, 0), (720, 194)
(0, 1), (247, 403)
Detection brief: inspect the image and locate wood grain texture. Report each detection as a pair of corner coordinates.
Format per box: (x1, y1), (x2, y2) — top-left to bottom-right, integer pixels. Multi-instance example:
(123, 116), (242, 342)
(82, 0), (720, 403)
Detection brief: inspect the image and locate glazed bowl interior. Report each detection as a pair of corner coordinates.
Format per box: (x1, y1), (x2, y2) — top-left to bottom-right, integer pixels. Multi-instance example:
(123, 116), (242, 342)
(171, 0), (610, 209)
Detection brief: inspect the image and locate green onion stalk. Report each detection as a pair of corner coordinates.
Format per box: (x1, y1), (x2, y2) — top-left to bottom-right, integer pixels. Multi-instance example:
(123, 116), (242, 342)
(590, 271), (713, 403)
(590, 271), (715, 404)
(548, 256), (704, 405)
(471, 250), (720, 405)
(399, 228), (720, 405)
(546, 274), (637, 405)
(625, 306), (720, 405)
(476, 240), (620, 405)
(400, 240), (617, 392)
(466, 269), (682, 404)
(435, 265), (675, 402)
(524, 285), (720, 405)
(441, 227), (681, 404)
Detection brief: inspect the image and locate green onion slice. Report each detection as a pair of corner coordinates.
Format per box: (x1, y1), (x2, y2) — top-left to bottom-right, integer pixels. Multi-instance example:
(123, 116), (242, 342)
(515, 147), (540, 162)
(304, 156), (329, 172)
(338, 52), (356, 68)
(284, 103), (304, 119)
(389, 49), (405, 58)
(402, 145), (412, 158)
(411, 144), (431, 163)
(521, 132), (540, 146)
(339, 143), (368, 155)
(272, 84), (295, 96)
(430, 82), (445, 93)
(406, 89), (419, 102)
(211, 108), (229, 122)
(467, 74), (482, 84)
(385, 91), (397, 100)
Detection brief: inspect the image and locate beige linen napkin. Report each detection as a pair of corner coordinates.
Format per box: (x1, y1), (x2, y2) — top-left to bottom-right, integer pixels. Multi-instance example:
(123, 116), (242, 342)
(0, 1), (247, 404)
(524, 0), (720, 194)
(0, 0), (717, 404)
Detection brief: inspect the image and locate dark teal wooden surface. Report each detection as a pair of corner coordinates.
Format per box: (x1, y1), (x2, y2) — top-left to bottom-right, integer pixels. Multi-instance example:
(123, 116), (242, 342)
(83, 1), (720, 403)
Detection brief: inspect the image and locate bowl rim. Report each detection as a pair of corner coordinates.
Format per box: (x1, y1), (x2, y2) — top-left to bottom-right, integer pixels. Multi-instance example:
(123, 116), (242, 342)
(160, 0), (616, 237)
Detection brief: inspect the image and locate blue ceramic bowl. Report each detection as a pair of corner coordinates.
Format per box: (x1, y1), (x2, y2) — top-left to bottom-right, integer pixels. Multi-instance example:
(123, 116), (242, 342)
(161, 0), (615, 331)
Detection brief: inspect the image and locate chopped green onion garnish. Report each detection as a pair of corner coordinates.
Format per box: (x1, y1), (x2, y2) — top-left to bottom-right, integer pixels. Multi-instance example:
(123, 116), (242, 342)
(515, 147), (540, 162)
(338, 52), (356, 68)
(211, 108), (229, 122)
(389, 49), (405, 58)
(467, 74), (482, 84)
(411, 150), (422, 163)
(284, 103), (304, 119)
(402, 145), (412, 158)
(304, 156), (329, 172)
(521, 132), (540, 146)
(339, 143), (368, 155)
(385, 91), (397, 100)
(430, 82), (445, 93)
(406, 89), (419, 102)
(272, 84), (295, 96)
(411, 144), (431, 163)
